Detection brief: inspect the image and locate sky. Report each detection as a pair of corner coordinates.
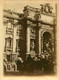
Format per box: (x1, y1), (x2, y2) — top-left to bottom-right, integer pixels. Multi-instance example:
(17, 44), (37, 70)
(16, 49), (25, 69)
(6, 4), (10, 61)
(3, 0), (56, 13)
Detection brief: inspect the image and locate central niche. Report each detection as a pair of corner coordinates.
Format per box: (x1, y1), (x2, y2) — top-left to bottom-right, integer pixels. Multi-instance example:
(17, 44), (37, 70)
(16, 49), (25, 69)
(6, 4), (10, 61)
(43, 31), (52, 53)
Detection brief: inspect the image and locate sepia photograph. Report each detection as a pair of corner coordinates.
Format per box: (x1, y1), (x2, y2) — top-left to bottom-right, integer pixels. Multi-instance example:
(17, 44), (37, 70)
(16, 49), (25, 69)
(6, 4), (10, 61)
(3, 1), (57, 76)
(0, 0), (59, 80)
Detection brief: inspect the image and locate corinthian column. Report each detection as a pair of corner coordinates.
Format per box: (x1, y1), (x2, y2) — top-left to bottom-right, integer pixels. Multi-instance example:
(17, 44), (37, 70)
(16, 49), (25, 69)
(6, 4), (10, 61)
(35, 23), (41, 56)
(26, 26), (30, 55)
(13, 26), (16, 53)
(38, 23), (41, 55)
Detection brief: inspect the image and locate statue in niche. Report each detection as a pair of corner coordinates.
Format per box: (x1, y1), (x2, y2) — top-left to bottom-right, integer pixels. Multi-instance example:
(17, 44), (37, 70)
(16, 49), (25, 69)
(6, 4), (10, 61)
(30, 41), (35, 51)
(43, 38), (53, 55)
(30, 40), (35, 57)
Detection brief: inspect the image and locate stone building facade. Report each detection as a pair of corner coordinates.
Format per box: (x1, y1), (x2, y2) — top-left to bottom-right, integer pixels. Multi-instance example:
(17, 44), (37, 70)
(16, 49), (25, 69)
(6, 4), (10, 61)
(3, 4), (56, 61)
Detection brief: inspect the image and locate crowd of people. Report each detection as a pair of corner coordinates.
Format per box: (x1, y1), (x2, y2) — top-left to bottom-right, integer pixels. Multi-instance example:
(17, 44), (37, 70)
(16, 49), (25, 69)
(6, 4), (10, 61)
(4, 52), (56, 75)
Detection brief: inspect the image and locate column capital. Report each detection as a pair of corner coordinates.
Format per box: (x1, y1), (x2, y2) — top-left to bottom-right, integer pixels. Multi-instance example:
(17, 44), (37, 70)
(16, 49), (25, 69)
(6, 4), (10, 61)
(27, 20), (36, 27)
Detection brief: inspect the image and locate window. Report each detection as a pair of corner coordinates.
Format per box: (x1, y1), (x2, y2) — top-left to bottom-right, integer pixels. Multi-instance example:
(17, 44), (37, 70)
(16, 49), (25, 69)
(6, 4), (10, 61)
(16, 39), (20, 48)
(6, 22), (12, 29)
(7, 39), (11, 47)
(5, 37), (12, 51)
(6, 22), (13, 34)
(17, 25), (22, 36)
(16, 39), (23, 52)
(8, 22), (12, 28)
